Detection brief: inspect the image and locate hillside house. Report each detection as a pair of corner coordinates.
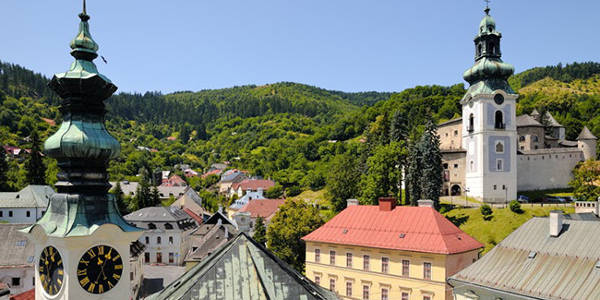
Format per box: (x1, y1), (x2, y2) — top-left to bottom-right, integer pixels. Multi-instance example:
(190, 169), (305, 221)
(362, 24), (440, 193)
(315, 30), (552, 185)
(0, 185), (54, 223)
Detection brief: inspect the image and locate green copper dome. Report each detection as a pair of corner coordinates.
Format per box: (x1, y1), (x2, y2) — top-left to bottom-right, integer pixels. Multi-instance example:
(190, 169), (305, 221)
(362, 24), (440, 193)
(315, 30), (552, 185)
(70, 12), (99, 56)
(462, 7), (515, 100)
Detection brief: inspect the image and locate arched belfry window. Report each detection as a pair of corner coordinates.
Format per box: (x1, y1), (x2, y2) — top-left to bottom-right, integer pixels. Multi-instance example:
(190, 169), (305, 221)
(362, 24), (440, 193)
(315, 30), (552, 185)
(469, 114), (474, 132)
(477, 44), (482, 56)
(495, 110), (504, 129)
(489, 42), (495, 54)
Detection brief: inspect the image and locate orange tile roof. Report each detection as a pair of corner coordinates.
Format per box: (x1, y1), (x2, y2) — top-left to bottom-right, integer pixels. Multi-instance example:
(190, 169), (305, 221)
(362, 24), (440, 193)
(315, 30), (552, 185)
(183, 208), (204, 225)
(302, 205), (483, 255)
(10, 289), (34, 300)
(232, 179), (275, 191)
(238, 199), (285, 220)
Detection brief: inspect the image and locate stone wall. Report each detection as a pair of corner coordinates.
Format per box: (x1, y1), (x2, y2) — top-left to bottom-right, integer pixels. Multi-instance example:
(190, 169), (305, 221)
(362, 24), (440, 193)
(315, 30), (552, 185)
(517, 149), (584, 191)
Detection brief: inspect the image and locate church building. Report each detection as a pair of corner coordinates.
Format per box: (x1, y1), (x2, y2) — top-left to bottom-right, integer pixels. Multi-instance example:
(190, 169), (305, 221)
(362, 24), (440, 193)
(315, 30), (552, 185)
(439, 7), (597, 203)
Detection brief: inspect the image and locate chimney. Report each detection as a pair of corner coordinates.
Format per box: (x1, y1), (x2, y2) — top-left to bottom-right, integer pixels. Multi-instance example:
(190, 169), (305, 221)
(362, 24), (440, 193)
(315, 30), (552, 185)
(418, 199), (434, 208)
(549, 210), (563, 237)
(378, 197), (396, 211)
(347, 199), (359, 208)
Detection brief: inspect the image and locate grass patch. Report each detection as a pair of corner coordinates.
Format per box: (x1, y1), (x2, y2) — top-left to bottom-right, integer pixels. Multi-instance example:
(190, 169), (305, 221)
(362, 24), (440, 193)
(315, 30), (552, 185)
(443, 204), (574, 254)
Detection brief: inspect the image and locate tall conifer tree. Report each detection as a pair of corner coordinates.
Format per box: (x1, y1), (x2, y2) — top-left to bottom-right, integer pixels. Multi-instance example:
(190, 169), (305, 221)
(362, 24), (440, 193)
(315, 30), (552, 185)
(25, 129), (46, 185)
(419, 120), (443, 209)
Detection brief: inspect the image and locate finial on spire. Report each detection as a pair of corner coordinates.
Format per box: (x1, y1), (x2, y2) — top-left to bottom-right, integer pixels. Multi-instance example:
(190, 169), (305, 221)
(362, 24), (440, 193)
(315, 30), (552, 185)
(79, 0), (90, 21)
(484, 0), (491, 15)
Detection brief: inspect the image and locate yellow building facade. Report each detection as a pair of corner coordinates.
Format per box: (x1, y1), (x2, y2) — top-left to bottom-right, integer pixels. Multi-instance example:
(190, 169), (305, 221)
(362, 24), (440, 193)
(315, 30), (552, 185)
(305, 242), (479, 300)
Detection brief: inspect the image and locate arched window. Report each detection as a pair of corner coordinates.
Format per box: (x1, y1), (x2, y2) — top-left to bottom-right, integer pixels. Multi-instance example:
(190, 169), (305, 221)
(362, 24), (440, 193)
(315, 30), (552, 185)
(519, 136), (525, 142)
(489, 42), (495, 54)
(477, 44), (482, 56)
(533, 135), (539, 142)
(164, 223), (173, 230)
(495, 141), (504, 153)
(494, 111), (504, 129)
(470, 161), (475, 172)
(469, 114), (474, 132)
(157, 237), (161, 244)
(148, 223), (157, 229)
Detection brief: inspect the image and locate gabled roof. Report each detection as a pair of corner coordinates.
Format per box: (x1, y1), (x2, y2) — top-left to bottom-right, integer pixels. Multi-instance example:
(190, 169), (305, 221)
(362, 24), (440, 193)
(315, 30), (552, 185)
(438, 117), (462, 127)
(0, 224), (35, 268)
(125, 207), (192, 223)
(148, 233), (338, 300)
(545, 111), (564, 127)
(204, 211), (234, 226)
(516, 114), (543, 127)
(238, 199), (285, 220)
(183, 208), (204, 225)
(578, 126), (598, 140)
(231, 179), (275, 191)
(229, 191), (265, 211)
(449, 217), (600, 299)
(302, 205), (483, 254)
(0, 185), (54, 209)
(185, 223), (238, 263)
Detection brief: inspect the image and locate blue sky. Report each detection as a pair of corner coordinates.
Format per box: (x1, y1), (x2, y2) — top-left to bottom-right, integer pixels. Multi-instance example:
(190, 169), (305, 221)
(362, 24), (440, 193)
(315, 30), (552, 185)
(1, 1), (598, 94)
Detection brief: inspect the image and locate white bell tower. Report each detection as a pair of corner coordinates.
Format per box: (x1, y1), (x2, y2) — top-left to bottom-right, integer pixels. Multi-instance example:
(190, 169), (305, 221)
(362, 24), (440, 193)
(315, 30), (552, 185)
(461, 6), (517, 203)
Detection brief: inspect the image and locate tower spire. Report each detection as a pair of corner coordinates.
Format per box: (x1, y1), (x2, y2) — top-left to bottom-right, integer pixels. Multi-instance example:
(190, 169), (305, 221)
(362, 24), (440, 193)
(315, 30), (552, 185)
(484, 0), (490, 15)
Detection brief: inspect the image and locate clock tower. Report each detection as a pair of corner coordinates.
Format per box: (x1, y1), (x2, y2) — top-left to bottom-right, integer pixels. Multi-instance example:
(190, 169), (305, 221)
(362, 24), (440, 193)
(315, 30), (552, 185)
(461, 6), (518, 203)
(22, 1), (142, 299)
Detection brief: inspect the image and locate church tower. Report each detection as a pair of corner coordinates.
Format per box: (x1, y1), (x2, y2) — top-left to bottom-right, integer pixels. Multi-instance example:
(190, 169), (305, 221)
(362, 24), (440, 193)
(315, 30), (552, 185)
(22, 2), (142, 299)
(461, 6), (517, 203)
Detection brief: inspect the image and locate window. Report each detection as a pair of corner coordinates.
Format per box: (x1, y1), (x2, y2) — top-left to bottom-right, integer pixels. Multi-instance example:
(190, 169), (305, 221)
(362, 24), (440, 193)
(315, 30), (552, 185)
(0, 211), (2, 217)
(330, 250), (336, 265)
(535, 145), (539, 150)
(495, 141), (504, 153)
(145, 236), (149, 244)
(314, 275), (320, 285)
(169, 236), (174, 244)
(8, 211), (12, 217)
(493, 185), (497, 190)
(346, 253), (353, 268)
(315, 249), (320, 263)
(423, 296), (431, 300)
(453, 164), (459, 169)
(363, 255), (370, 271)
(502, 185), (506, 190)
(130, 272), (134, 281)
(454, 130), (458, 137)
(469, 113), (474, 132)
(169, 252), (174, 264)
(148, 223), (156, 229)
(157, 237), (162, 244)
(363, 285), (370, 300)
(470, 161), (474, 172)
(381, 288), (389, 300)
(11, 277), (20, 286)
(26, 211), (30, 218)
(496, 159), (503, 171)
(423, 262), (432, 280)
(495, 110), (504, 129)
(402, 260), (410, 276)
(533, 135), (539, 142)
(164, 223), (173, 230)
(381, 257), (389, 273)
(144, 252), (150, 263)
(329, 278), (336, 291)
(156, 252), (162, 263)
(443, 163), (448, 170)
(346, 281), (352, 297)
(402, 292), (409, 300)
(519, 135), (525, 141)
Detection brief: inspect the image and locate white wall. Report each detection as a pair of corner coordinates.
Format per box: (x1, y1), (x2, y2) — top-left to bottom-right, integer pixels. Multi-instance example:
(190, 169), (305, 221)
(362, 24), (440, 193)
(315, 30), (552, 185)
(139, 230), (187, 266)
(0, 208), (45, 224)
(129, 254), (144, 299)
(517, 150), (583, 191)
(0, 267), (35, 295)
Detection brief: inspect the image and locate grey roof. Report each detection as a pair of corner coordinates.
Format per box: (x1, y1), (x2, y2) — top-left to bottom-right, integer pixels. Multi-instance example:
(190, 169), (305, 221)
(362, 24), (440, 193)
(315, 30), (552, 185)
(565, 213), (600, 221)
(148, 233), (339, 300)
(185, 223), (238, 263)
(220, 171), (246, 183)
(518, 147), (582, 155)
(559, 139), (579, 147)
(130, 240), (146, 259)
(531, 109), (540, 117)
(0, 185), (54, 208)
(125, 207), (192, 222)
(110, 181), (187, 199)
(545, 111), (564, 127)
(449, 217), (600, 300)
(205, 211), (235, 225)
(578, 126), (598, 140)
(0, 224), (35, 267)
(516, 114), (543, 127)
(438, 117), (462, 127)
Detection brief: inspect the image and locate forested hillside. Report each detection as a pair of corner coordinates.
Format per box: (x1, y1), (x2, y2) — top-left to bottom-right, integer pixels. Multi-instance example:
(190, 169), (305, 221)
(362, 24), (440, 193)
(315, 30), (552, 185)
(2, 60), (600, 211)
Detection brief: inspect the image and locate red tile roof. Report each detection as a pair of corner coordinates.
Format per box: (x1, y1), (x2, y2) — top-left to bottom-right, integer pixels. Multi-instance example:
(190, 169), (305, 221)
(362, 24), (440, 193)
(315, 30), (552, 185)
(302, 205), (483, 255)
(201, 169), (223, 179)
(232, 179), (275, 191)
(239, 199), (285, 220)
(183, 208), (204, 225)
(10, 289), (34, 300)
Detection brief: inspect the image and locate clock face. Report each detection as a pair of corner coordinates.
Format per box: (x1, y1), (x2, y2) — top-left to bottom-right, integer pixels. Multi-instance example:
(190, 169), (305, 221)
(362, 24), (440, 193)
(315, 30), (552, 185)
(77, 245), (123, 294)
(39, 246), (64, 296)
(494, 93), (504, 105)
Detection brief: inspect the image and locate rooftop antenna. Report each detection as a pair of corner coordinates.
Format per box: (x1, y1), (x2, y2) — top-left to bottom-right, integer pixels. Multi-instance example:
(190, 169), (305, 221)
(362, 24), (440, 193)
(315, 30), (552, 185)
(484, 0), (491, 15)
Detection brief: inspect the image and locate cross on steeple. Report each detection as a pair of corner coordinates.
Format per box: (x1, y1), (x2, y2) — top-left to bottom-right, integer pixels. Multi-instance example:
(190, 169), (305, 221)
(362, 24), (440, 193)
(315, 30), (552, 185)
(83, 0), (87, 15)
(484, 0), (491, 15)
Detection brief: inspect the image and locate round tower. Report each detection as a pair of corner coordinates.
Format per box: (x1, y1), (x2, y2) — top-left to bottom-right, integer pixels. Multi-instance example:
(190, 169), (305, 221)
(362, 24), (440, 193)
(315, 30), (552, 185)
(577, 126), (597, 160)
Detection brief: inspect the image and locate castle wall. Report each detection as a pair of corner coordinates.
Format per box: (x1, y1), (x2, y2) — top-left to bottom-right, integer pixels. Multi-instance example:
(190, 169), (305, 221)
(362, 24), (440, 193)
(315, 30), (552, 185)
(438, 121), (463, 150)
(517, 126), (545, 151)
(442, 152), (467, 196)
(517, 149), (584, 191)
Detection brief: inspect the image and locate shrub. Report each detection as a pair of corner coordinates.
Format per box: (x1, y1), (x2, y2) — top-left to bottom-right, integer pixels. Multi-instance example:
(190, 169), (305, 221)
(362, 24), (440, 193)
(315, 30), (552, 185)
(480, 204), (493, 221)
(509, 200), (523, 213)
(286, 185), (302, 197)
